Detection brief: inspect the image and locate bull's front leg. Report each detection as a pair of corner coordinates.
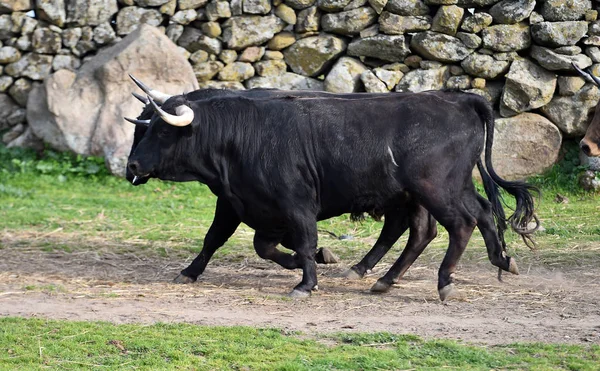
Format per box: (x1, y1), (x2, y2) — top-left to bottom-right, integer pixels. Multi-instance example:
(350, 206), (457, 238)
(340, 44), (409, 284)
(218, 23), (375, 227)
(287, 219), (319, 298)
(174, 198), (241, 283)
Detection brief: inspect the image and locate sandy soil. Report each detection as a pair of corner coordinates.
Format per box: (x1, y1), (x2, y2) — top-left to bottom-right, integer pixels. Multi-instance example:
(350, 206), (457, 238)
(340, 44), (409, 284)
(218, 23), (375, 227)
(1, 244), (599, 345)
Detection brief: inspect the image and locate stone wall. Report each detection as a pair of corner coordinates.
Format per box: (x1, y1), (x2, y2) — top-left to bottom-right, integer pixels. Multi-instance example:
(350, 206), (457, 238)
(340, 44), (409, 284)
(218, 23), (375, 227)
(0, 0), (597, 177)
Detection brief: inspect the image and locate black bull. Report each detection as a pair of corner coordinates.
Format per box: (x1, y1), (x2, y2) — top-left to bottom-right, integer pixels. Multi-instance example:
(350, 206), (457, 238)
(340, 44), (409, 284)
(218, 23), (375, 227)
(126, 87), (538, 300)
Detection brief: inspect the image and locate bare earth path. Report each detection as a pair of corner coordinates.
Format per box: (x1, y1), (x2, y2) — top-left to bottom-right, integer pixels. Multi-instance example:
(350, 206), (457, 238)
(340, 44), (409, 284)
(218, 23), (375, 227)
(1, 246), (600, 345)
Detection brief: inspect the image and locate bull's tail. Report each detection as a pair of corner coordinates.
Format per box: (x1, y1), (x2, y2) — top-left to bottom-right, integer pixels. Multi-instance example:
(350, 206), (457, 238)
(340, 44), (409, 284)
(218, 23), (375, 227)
(472, 97), (540, 248)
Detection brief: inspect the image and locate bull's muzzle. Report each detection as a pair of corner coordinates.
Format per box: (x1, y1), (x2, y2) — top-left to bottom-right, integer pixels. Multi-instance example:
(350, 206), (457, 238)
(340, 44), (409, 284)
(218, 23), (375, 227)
(580, 138), (600, 157)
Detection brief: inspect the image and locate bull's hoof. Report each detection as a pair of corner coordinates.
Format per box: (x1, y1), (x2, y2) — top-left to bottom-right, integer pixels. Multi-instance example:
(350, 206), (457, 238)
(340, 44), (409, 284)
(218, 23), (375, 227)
(508, 257), (519, 275)
(173, 274), (196, 284)
(438, 284), (456, 302)
(288, 289), (311, 298)
(370, 280), (391, 293)
(341, 268), (363, 280)
(316, 247), (339, 264)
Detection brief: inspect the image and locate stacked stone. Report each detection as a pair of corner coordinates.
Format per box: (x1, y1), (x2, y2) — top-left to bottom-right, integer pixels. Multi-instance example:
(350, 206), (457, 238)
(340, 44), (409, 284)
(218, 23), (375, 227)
(0, 0), (600, 178)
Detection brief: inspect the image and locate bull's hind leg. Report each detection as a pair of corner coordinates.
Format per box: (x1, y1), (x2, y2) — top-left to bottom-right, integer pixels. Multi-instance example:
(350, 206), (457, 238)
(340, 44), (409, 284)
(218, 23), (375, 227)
(371, 204), (437, 293)
(175, 198), (241, 283)
(465, 193), (518, 276)
(343, 209), (410, 280)
(253, 233), (301, 269)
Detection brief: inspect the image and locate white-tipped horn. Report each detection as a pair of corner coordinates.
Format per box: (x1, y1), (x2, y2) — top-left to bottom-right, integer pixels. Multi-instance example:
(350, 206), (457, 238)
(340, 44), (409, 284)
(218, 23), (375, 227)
(148, 97), (194, 127)
(129, 74), (173, 104)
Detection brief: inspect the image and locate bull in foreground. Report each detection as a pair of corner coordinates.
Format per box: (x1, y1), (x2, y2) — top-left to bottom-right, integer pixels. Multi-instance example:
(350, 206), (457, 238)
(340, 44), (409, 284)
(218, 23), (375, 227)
(127, 84), (538, 300)
(125, 80), (440, 293)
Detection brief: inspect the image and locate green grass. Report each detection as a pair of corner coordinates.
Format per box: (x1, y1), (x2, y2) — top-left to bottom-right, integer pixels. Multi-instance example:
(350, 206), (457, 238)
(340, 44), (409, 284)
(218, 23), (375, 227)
(1, 317), (598, 370)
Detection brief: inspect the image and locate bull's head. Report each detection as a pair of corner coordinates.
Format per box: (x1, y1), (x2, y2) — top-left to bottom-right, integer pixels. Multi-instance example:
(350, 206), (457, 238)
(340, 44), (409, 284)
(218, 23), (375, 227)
(125, 76), (195, 183)
(573, 63), (600, 156)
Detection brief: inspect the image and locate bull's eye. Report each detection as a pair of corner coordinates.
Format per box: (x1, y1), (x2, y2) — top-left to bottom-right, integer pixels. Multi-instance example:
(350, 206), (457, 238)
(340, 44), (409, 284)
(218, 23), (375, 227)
(157, 128), (170, 139)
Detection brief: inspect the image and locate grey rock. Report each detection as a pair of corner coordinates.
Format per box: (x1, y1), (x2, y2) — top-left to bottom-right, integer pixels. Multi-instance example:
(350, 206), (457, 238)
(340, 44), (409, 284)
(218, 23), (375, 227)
(197, 80), (245, 89)
(322, 7), (377, 35)
(446, 74), (471, 89)
(134, 0), (170, 5)
(395, 66), (450, 92)
(578, 170), (600, 191)
(500, 59), (557, 117)
(420, 60), (443, 69)
(8, 77), (31, 106)
(324, 56), (367, 92)
(431, 5), (463, 36)
(217, 49), (236, 64)
(410, 31), (474, 63)
(171, 9), (197, 25)
(482, 23), (531, 52)
(166, 24), (184, 44)
(67, 0), (119, 26)
(296, 5), (320, 33)
(93, 23), (116, 45)
(20, 16), (37, 35)
(177, 26), (222, 54)
(541, 0), (591, 22)
(178, 0), (208, 9)
(379, 11), (431, 34)
(348, 34), (410, 62)
(385, 0), (429, 16)
(460, 53), (509, 79)
(244, 0), (272, 14)
(193, 60), (224, 81)
(116, 7), (163, 36)
(72, 26), (95, 57)
(201, 22), (222, 38)
(373, 67), (402, 89)
(0, 93), (20, 130)
(0, 46), (20, 63)
(555, 46), (582, 55)
(52, 54), (81, 71)
(530, 45), (592, 72)
(285, 0), (317, 10)
(2, 123), (25, 142)
(558, 76), (586, 96)
(317, 0), (352, 12)
(245, 71), (324, 89)
(368, 0), (387, 14)
(489, 0), (535, 24)
(531, 21), (588, 47)
(238, 46), (264, 62)
(37, 0), (67, 27)
(284, 34), (346, 76)
(456, 0), (500, 6)
(15, 34), (31, 51)
(5, 126), (44, 150)
(254, 59), (287, 76)
(460, 13), (492, 33)
(62, 28), (81, 48)
(275, 3), (296, 24)
(218, 61), (254, 81)
(360, 24), (379, 37)
(0, 75), (13, 92)
(160, 0), (177, 15)
(586, 46), (600, 63)
(206, 0), (231, 21)
(360, 70), (388, 92)
(529, 11), (544, 24)
(31, 28), (62, 54)
(456, 32), (481, 49)
(0, 0), (33, 13)
(540, 83), (600, 136)
(222, 16), (286, 50)
(27, 25), (198, 176)
(490, 113), (562, 180)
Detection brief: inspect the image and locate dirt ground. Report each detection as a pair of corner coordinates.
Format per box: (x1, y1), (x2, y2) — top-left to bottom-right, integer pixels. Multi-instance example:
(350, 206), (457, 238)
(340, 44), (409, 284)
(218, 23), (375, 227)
(1, 243), (600, 345)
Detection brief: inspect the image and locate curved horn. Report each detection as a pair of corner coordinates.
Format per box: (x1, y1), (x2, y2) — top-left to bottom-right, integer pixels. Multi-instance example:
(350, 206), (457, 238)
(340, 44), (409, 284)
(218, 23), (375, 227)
(148, 97), (194, 127)
(124, 117), (151, 126)
(572, 63), (597, 85)
(129, 74), (172, 104)
(132, 92), (149, 104)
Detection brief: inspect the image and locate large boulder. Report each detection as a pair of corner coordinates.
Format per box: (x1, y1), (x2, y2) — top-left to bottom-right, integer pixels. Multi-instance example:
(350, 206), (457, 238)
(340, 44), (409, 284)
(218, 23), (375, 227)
(481, 23), (531, 52)
(324, 56), (367, 92)
(460, 53), (509, 79)
(283, 35), (346, 76)
(26, 25), (198, 177)
(530, 45), (592, 72)
(379, 11), (431, 34)
(384, 0), (429, 16)
(485, 113), (562, 180)
(67, 0), (119, 26)
(540, 83), (600, 136)
(500, 59), (557, 117)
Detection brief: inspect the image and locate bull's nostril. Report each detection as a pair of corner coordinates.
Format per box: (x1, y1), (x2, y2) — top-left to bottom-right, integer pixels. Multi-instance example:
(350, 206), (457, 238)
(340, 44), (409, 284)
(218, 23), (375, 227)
(128, 161), (139, 174)
(581, 142), (592, 156)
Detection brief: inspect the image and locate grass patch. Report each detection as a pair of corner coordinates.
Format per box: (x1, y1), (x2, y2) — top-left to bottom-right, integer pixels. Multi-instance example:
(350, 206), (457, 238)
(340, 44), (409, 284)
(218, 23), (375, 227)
(1, 318), (599, 370)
